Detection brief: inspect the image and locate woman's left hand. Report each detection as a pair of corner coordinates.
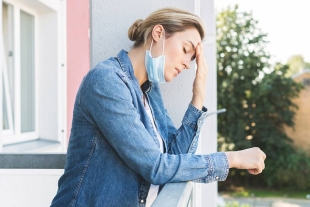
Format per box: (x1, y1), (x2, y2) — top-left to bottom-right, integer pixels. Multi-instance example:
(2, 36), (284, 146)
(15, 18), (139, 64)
(191, 42), (208, 110)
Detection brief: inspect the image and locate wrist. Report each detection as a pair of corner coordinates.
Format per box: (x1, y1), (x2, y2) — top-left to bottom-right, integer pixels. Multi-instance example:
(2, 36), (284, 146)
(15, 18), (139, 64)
(191, 96), (204, 110)
(225, 151), (236, 168)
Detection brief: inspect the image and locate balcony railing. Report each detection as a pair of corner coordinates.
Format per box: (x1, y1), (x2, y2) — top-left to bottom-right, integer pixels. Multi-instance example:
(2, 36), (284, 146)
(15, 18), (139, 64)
(152, 182), (194, 207)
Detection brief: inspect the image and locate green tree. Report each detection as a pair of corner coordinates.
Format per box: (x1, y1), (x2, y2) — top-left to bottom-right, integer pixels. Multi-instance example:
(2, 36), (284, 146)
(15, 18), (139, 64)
(286, 55), (310, 77)
(216, 5), (305, 189)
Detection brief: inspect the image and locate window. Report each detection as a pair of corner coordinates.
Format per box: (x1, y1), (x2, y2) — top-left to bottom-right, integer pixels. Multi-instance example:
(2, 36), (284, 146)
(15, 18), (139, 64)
(2, 2), (38, 144)
(303, 78), (310, 86)
(1, 0), (67, 152)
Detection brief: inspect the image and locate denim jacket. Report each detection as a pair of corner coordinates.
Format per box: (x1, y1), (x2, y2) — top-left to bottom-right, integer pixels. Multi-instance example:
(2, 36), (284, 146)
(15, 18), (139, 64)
(51, 50), (229, 207)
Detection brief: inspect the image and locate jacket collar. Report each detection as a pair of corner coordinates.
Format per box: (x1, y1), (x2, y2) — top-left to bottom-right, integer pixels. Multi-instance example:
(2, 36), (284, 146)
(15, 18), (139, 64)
(117, 49), (152, 94)
(116, 50), (136, 81)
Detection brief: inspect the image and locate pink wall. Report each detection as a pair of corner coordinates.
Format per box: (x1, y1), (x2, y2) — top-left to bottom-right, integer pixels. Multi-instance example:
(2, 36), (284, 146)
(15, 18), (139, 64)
(67, 0), (90, 140)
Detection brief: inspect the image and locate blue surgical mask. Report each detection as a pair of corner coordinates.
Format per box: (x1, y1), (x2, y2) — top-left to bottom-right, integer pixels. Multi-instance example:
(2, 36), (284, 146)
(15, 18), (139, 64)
(145, 33), (166, 83)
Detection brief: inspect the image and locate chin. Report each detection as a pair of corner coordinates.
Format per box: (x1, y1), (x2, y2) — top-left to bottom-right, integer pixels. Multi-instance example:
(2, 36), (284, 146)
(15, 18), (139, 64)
(165, 76), (174, 82)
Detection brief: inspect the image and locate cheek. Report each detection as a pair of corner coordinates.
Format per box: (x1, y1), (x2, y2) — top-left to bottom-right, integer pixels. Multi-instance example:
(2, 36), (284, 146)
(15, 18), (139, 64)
(164, 50), (180, 71)
(166, 48), (181, 60)
(163, 63), (177, 82)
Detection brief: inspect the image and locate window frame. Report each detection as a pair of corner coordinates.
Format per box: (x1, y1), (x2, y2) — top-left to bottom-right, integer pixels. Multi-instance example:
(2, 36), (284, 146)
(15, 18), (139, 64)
(2, 0), (39, 145)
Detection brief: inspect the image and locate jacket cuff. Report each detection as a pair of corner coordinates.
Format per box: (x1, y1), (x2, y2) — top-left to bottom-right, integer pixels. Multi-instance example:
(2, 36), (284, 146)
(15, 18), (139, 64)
(205, 152), (229, 182)
(182, 103), (208, 130)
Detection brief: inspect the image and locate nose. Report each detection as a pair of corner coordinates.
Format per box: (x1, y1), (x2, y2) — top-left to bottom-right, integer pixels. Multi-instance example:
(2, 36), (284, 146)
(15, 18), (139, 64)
(182, 60), (191, 69)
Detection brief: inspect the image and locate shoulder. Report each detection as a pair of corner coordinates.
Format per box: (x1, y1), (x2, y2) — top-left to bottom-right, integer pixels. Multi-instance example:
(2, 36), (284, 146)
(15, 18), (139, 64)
(84, 57), (125, 83)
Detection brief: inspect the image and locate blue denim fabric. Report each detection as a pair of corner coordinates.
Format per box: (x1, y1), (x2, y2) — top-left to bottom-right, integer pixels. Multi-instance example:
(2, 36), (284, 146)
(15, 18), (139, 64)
(51, 50), (229, 207)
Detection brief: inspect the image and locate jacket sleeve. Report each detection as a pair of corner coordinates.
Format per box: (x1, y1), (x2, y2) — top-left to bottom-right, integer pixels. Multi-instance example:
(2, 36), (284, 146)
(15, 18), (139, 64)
(79, 68), (229, 185)
(165, 103), (208, 155)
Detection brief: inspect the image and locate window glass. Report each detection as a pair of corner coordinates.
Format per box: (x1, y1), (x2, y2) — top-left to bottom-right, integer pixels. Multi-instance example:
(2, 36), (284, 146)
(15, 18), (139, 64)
(2, 3), (14, 133)
(20, 10), (35, 132)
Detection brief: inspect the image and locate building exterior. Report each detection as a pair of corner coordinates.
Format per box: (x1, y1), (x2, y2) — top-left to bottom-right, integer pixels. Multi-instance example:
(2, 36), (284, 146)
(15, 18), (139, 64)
(285, 69), (310, 152)
(0, 0), (89, 206)
(1, 0), (219, 206)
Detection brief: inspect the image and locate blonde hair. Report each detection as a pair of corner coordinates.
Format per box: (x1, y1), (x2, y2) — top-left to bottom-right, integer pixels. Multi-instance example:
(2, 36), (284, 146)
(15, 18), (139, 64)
(128, 8), (205, 47)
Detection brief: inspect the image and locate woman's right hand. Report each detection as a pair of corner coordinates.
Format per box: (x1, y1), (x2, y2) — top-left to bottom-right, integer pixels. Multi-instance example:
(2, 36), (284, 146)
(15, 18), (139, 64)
(191, 42), (208, 111)
(225, 147), (266, 175)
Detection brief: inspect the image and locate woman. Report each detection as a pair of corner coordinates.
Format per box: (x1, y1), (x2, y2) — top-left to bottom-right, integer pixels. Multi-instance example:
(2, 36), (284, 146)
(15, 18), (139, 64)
(51, 8), (266, 207)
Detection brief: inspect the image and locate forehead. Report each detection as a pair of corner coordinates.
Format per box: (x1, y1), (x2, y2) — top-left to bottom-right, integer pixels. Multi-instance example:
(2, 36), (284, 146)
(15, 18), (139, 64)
(169, 28), (201, 46)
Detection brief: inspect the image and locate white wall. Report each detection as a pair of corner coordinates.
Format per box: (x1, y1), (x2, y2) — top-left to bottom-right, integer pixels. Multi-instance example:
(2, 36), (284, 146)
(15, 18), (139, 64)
(0, 169), (63, 207)
(196, 0), (218, 205)
(90, 0), (217, 206)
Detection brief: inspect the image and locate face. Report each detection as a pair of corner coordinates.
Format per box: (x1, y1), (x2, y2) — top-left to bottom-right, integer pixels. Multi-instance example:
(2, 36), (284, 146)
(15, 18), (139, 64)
(161, 28), (201, 82)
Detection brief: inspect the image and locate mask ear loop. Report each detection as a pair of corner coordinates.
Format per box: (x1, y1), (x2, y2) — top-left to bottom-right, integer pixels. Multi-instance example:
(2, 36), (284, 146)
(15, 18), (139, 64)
(149, 39), (154, 51)
(149, 30), (165, 55)
(161, 30), (165, 56)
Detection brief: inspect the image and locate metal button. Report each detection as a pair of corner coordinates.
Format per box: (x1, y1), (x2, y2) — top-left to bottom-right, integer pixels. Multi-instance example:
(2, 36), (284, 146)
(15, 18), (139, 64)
(141, 200), (144, 203)
(215, 176), (219, 180)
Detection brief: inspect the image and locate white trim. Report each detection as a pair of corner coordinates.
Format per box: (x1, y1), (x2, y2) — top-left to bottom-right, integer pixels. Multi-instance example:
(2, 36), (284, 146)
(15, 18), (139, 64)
(34, 6), (39, 140)
(2, 132), (38, 145)
(4, 0), (40, 15)
(12, 4), (21, 138)
(57, 0), (67, 151)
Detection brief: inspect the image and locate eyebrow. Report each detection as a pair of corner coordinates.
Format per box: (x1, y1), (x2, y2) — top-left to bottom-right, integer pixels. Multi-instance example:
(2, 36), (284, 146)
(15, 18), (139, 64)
(187, 40), (196, 61)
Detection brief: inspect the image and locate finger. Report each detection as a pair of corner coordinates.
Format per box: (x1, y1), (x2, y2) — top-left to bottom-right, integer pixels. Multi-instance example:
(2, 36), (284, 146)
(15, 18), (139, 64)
(262, 161), (265, 170)
(248, 168), (260, 175)
(196, 44), (207, 74)
(199, 42), (205, 57)
(256, 147), (266, 160)
(247, 169), (257, 175)
(195, 43), (203, 64)
(262, 151), (267, 160)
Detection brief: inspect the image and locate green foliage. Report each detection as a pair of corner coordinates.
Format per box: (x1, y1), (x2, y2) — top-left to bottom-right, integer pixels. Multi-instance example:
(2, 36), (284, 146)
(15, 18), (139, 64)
(223, 202), (250, 207)
(274, 149), (310, 190)
(221, 187), (309, 199)
(216, 5), (307, 190)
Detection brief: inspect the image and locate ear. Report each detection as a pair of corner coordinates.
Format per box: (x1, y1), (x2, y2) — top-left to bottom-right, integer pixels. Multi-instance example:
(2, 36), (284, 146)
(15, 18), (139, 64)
(151, 24), (164, 43)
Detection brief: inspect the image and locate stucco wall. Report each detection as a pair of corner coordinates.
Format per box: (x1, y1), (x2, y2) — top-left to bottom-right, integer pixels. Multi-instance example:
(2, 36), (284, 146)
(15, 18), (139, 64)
(67, 0), (90, 140)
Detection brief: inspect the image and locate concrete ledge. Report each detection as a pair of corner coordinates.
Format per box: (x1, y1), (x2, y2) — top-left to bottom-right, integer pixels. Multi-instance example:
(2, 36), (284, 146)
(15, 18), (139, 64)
(0, 153), (66, 169)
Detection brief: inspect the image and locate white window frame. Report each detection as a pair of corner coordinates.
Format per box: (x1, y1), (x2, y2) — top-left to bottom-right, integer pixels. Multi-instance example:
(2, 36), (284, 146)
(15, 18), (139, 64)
(1, 0), (67, 152)
(2, 0), (39, 145)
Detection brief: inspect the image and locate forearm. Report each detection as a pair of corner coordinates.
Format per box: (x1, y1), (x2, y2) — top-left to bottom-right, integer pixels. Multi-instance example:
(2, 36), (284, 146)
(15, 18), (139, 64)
(191, 95), (204, 111)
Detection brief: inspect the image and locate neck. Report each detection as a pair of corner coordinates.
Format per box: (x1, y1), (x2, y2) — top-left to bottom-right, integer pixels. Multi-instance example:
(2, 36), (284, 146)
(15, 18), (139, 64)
(128, 47), (148, 86)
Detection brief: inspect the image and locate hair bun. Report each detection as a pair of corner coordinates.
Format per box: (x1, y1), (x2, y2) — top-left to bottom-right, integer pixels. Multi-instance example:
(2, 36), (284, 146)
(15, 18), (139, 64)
(128, 19), (143, 41)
